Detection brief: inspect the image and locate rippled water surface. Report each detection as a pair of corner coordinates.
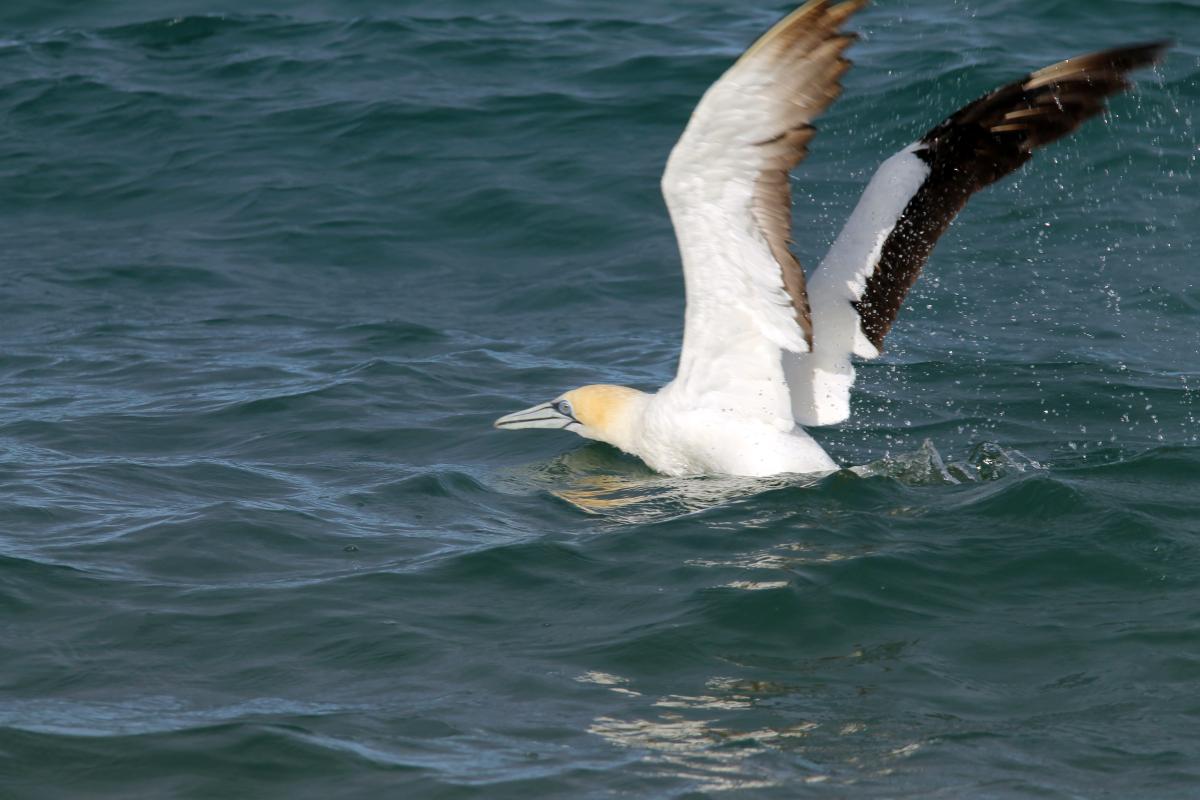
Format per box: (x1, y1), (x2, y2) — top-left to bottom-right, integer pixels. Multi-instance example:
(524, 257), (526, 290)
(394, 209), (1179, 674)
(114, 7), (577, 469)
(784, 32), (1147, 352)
(2, 1), (1198, 797)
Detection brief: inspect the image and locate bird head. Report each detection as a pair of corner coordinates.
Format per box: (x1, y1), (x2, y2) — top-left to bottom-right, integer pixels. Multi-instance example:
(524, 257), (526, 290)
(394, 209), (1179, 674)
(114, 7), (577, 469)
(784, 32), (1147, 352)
(494, 384), (647, 451)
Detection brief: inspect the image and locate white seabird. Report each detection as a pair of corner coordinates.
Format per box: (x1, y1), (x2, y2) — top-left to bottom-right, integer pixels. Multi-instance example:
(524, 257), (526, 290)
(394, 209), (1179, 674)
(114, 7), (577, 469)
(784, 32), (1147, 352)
(494, 0), (1168, 478)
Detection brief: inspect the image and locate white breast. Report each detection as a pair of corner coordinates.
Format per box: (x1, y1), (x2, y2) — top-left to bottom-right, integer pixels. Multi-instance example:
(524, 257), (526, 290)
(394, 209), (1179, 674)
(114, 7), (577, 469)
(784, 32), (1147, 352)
(634, 393), (839, 477)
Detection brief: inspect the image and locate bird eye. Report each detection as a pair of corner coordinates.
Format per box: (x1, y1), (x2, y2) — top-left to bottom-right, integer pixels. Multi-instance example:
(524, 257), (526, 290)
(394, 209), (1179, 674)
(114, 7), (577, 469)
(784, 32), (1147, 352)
(554, 400), (573, 417)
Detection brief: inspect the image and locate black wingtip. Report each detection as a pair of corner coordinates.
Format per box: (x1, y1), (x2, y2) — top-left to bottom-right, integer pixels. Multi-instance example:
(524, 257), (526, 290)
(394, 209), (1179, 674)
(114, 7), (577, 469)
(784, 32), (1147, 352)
(1125, 39), (1173, 61)
(1048, 39), (1173, 77)
(1101, 39), (1173, 69)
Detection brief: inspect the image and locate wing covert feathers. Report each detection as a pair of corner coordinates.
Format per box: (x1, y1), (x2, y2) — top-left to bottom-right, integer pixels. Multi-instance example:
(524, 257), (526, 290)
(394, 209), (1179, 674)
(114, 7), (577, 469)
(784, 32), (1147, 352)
(852, 40), (1171, 350)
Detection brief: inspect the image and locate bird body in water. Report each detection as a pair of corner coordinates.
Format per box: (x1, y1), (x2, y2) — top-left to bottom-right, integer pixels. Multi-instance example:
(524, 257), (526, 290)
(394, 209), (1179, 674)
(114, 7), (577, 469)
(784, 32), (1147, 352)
(494, 0), (1169, 478)
(499, 384), (837, 477)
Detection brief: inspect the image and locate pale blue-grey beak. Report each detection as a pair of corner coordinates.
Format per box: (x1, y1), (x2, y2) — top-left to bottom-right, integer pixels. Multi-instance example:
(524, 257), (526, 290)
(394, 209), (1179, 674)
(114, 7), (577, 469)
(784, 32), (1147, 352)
(494, 401), (574, 430)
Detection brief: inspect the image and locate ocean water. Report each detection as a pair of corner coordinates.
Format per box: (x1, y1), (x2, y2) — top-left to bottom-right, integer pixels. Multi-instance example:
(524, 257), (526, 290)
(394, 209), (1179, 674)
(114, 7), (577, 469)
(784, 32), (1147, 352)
(1, 0), (1197, 797)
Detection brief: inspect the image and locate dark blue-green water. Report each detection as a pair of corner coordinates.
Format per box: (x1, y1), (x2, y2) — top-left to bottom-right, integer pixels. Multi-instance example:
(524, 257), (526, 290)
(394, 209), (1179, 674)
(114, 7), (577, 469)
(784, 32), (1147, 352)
(2, 1), (1198, 797)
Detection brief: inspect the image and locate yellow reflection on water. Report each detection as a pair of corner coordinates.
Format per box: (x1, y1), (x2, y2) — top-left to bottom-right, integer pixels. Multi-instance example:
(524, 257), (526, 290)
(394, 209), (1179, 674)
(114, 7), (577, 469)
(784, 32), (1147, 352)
(492, 445), (825, 523)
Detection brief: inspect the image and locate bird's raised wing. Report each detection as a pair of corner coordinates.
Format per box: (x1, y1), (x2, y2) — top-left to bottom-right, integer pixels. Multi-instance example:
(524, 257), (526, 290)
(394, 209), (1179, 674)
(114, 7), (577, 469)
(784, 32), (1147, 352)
(661, 0), (866, 420)
(787, 41), (1170, 426)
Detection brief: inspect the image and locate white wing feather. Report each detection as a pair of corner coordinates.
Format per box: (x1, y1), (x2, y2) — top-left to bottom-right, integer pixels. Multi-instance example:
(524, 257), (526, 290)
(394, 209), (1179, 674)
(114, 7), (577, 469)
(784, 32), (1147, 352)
(661, 0), (865, 423)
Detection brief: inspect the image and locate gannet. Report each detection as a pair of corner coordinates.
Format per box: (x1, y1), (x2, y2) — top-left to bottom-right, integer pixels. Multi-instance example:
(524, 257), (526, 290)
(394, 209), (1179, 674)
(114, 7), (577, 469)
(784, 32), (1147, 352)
(494, 0), (1168, 478)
